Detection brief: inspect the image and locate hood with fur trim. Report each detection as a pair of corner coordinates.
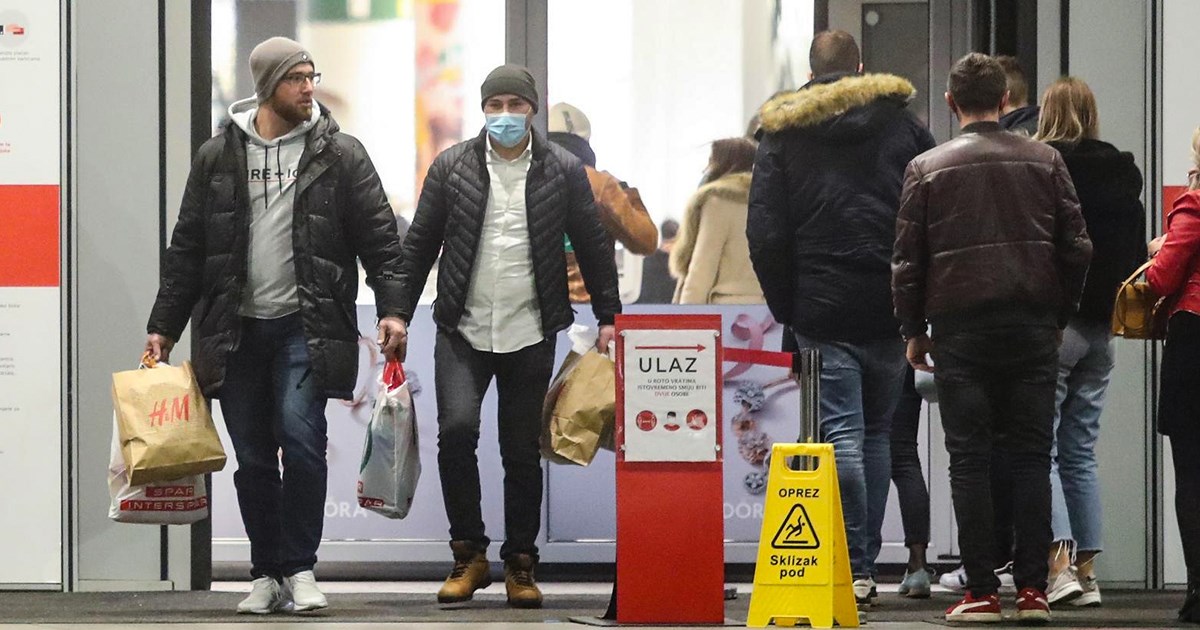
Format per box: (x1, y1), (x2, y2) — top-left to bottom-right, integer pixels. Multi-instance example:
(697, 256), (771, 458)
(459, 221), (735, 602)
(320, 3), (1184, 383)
(670, 172), (753, 278)
(759, 73), (917, 140)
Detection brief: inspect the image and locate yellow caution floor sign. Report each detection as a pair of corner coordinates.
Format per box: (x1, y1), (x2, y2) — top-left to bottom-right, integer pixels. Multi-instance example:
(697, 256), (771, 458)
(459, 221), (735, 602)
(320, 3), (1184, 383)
(747, 443), (858, 628)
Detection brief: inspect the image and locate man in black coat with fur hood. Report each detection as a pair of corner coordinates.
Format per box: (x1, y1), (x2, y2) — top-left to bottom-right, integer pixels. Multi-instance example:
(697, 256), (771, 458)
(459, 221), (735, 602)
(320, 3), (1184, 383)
(746, 30), (936, 606)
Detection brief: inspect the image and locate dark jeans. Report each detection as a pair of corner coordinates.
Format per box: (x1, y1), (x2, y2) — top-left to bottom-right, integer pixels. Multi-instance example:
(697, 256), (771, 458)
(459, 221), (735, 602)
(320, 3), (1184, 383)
(990, 448), (1016, 567)
(933, 326), (1057, 596)
(434, 330), (557, 560)
(890, 366), (930, 547)
(219, 314), (328, 580)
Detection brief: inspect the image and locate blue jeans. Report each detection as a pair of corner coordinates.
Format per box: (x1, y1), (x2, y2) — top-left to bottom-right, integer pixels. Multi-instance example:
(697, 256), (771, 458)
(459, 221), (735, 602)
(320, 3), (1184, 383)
(794, 333), (906, 579)
(219, 314), (328, 580)
(1050, 320), (1113, 552)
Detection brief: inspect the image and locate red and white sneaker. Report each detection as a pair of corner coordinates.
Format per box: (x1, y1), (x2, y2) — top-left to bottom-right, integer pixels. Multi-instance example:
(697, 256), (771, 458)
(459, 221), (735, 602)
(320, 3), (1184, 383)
(945, 592), (1002, 623)
(1016, 587), (1051, 624)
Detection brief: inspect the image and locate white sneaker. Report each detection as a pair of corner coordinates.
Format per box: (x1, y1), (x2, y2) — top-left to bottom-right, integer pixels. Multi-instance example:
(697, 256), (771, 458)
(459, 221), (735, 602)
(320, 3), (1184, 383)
(939, 565), (968, 592)
(852, 577), (876, 606)
(994, 561), (1016, 590)
(285, 570), (328, 612)
(939, 563), (1015, 593)
(1073, 574), (1102, 607)
(1046, 566), (1084, 605)
(236, 576), (289, 614)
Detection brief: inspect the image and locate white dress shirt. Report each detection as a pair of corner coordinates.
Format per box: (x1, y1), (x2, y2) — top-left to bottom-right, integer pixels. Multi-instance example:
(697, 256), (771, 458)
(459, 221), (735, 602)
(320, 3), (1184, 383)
(457, 138), (544, 353)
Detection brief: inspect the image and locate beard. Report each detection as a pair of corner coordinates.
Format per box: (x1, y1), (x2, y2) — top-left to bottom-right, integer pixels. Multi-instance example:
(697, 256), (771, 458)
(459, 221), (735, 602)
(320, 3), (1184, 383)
(271, 98), (313, 126)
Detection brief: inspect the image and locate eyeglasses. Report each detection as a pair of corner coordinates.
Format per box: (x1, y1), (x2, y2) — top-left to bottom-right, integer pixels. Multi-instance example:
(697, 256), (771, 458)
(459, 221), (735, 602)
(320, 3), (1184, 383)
(281, 72), (321, 86)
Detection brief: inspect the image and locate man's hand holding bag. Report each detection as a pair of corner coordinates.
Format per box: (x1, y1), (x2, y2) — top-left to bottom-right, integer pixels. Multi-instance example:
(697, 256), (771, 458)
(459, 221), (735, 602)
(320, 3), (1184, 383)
(111, 355), (226, 485)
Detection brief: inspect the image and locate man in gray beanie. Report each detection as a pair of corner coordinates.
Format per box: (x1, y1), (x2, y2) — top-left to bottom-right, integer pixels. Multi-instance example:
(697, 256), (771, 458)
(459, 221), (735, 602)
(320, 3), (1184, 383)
(394, 65), (621, 608)
(251, 36), (316, 105)
(144, 35), (406, 615)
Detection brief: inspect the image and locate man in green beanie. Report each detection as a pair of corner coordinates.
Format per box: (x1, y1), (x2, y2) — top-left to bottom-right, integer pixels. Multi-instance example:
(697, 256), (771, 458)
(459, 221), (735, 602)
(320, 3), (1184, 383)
(393, 64), (621, 608)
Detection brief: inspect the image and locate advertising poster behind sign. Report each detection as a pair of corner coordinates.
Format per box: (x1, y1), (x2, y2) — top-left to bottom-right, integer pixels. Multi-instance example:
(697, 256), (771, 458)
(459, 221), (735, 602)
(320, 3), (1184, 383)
(546, 306), (793, 544)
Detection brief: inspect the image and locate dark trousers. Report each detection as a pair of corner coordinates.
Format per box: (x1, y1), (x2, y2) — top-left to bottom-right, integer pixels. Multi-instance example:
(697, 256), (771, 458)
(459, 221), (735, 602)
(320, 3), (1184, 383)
(890, 366), (930, 547)
(933, 326), (1058, 596)
(434, 330), (557, 560)
(1171, 432), (1200, 585)
(990, 448), (1016, 567)
(219, 314), (328, 580)
(1161, 312), (1200, 585)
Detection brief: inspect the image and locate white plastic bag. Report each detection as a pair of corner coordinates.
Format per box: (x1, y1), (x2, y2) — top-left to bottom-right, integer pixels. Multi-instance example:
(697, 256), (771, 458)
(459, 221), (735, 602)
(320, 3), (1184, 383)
(914, 369), (939, 403)
(567, 323), (595, 355)
(357, 361), (421, 519)
(107, 414), (209, 524)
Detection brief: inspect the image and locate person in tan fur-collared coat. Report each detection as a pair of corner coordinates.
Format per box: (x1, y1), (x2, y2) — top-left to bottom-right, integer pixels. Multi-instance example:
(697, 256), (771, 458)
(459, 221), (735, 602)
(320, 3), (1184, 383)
(671, 138), (763, 304)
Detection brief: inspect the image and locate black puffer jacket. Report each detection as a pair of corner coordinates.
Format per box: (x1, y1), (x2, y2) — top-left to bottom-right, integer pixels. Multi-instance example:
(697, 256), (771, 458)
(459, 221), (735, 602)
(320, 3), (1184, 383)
(396, 129), (620, 333)
(747, 73), (937, 341)
(1049, 139), (1146, 323)
(999, 105), (1041, 136)
(147, 106), (404, 399)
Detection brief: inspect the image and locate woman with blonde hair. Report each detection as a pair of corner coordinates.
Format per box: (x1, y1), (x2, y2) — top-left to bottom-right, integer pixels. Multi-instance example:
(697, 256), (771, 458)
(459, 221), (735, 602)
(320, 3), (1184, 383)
(671, 138), (763, 304)
(1035, 76), (1146, 608)
(1147, 127), (1200, 623)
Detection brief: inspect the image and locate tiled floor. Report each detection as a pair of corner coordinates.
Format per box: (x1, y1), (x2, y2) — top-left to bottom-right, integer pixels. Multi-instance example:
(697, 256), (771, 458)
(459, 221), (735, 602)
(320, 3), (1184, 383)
(0, 582), (1188, 628)
(0, 582), (839, 629)
(0, 619), (936, 624)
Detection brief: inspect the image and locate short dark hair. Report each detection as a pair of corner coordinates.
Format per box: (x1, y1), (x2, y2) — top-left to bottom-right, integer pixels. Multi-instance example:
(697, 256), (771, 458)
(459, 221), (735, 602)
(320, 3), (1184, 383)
(809, 31), (860, 77)
(660, 219), (680, 241)
(948, 53), (1007, 114)
(994, 55), (1029, 107)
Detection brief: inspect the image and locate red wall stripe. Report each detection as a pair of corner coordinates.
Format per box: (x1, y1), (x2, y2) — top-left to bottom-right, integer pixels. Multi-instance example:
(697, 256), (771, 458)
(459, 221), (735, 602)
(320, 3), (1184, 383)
(0, 185), (60, 287)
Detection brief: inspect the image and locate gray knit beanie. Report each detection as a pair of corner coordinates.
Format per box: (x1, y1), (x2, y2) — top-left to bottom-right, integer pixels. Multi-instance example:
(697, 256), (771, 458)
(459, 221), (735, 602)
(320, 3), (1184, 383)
(250, 37), (315, 104)
(480, 64), (539, 113)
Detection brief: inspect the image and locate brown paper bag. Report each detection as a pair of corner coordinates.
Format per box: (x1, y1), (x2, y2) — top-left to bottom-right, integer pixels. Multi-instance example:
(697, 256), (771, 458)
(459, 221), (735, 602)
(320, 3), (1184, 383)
(540, 350), (615, 466)
(112, 361), (226, 485)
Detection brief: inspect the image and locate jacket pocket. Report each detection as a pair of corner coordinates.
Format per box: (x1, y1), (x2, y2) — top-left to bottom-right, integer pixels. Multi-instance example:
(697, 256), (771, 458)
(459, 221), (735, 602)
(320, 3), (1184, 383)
(207, 174), (235, 214)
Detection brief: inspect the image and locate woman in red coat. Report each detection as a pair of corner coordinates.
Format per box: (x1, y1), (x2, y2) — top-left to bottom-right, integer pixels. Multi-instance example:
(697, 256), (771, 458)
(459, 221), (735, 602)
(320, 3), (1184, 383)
(1147, 130), (1200, 623)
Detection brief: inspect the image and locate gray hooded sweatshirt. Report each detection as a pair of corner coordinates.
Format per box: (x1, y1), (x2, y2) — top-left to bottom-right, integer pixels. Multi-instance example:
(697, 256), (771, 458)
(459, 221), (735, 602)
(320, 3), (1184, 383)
(228, 96), (320, 319)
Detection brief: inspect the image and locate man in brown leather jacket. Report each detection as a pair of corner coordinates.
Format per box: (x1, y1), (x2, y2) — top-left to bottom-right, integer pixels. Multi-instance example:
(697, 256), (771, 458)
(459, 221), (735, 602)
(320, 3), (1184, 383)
(546, 102), (658, 302)
(892, 53), (1092, 624)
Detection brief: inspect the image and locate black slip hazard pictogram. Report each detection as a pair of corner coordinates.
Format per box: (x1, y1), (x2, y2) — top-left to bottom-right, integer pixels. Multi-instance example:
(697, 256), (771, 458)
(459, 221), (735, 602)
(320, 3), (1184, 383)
(771, 503), (820, 549)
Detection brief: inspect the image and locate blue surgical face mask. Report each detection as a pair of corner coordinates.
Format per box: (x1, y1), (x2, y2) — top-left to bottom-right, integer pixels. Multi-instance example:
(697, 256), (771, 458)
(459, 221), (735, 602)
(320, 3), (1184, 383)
(485, 113), (529, 148)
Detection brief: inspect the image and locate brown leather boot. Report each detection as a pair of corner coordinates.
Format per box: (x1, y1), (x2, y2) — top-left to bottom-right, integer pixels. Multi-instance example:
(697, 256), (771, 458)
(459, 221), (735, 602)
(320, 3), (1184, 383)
(504, 553), (543, 609)
(436, 541), (491, 603)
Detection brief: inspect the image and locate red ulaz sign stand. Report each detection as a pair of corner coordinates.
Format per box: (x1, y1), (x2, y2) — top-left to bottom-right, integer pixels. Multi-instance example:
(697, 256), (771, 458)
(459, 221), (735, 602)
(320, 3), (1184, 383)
(615, 314), (725, 624)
